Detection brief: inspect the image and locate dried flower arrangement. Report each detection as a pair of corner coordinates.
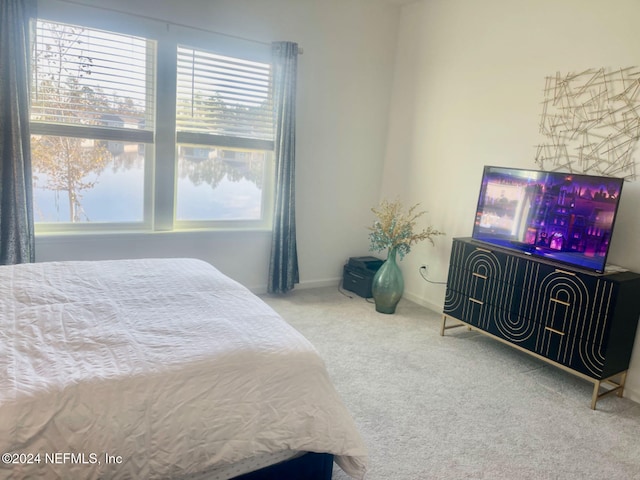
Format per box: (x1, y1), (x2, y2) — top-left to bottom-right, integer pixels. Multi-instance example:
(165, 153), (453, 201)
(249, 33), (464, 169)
(368, 198), (444, 260)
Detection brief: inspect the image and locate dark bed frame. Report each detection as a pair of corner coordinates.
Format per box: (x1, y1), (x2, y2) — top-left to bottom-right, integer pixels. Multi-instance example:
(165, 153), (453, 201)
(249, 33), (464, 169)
(233, 453), (334, 480)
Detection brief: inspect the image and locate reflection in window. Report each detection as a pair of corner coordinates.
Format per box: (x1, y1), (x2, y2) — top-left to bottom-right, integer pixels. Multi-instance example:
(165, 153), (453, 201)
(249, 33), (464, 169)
(176, 145), (268, 221)
(32, 135), (146, 223)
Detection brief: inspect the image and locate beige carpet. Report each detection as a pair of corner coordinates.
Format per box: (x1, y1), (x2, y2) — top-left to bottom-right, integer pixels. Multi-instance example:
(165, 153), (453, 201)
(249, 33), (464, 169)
(261, 287), (640, 480)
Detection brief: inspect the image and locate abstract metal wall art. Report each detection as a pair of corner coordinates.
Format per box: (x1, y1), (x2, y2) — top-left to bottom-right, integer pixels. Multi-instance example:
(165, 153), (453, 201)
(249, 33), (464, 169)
(535, 67), (640, 180)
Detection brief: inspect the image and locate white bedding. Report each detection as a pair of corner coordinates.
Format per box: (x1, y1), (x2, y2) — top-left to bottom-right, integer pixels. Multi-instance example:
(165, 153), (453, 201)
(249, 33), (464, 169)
(0, 258), (367, 479)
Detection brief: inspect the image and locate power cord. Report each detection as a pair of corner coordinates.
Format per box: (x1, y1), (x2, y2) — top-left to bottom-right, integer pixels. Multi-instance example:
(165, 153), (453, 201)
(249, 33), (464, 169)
(419, 265), (447, 285)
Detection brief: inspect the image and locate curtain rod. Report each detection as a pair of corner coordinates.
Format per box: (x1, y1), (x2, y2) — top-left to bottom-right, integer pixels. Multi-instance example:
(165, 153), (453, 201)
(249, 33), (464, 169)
(54, 0), (303, 53)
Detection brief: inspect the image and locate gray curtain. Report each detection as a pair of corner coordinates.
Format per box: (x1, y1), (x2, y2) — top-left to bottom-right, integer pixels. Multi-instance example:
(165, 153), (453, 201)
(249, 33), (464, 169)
(268, 42), (299, 294)
(0, 0), (36, 264)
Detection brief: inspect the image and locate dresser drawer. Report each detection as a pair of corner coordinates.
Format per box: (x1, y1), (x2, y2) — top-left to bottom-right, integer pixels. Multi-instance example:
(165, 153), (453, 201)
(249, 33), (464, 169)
(532, 329), (606, 378)
(452, 239), (525, 279)
(446, 264), (527, 316)
(485, 305), (539, 353)
(529, 268), (617, 345)
(443, 288), (486, 328)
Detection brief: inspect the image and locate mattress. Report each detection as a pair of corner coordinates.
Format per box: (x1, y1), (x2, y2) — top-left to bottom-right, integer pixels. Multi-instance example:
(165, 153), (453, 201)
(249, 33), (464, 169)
(0, 258), (367, 479)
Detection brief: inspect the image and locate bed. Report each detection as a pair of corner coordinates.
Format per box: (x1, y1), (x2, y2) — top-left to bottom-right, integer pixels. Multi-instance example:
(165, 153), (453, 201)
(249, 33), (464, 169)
(0, 258), (367, 479)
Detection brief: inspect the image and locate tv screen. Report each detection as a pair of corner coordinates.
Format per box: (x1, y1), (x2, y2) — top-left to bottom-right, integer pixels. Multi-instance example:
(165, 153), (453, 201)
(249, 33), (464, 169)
(471, 166), (624, 273)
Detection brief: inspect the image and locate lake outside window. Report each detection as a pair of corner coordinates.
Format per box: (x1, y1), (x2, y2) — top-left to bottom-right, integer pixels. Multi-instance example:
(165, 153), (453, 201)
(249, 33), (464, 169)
(30, 17), (274, 233)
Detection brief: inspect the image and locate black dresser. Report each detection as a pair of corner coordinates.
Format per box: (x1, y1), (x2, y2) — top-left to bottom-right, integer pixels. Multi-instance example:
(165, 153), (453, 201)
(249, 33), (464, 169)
(442, 237), (640, 409)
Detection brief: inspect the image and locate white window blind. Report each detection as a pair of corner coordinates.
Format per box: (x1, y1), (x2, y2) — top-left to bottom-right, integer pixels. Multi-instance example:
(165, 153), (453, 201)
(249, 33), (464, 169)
(176, 46), (273, 150)
(31, 20), (154, 143)
(29, 19), (154, 226)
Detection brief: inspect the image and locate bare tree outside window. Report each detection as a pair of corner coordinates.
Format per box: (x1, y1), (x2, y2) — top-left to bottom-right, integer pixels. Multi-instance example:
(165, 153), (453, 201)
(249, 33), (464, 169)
(30, 21), (149, 223)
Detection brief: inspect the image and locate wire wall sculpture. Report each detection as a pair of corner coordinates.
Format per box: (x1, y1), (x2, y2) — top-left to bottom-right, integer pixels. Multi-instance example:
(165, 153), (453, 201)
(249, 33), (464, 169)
(535, 67), (640, 180)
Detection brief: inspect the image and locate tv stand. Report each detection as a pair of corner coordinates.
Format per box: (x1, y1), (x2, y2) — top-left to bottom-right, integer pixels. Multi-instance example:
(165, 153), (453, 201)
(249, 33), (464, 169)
(441, 237), (640, 409)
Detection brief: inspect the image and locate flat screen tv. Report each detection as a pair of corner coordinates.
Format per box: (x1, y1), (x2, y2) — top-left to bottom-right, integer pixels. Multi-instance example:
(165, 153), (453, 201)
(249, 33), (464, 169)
(471, 166), (625, 273)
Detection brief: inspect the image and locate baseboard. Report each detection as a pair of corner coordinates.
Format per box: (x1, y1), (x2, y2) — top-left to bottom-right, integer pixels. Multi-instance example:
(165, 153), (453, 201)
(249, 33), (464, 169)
(253, 280), (442, 310)
(249, 286), (268, 295)
(402, 290), (443, 314)
(297, 277), (342, 290)
(249, 277), (341, 296)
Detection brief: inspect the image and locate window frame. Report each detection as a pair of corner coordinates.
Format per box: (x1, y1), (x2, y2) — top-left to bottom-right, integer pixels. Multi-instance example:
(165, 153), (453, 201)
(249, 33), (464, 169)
(30, 3), (275, 235)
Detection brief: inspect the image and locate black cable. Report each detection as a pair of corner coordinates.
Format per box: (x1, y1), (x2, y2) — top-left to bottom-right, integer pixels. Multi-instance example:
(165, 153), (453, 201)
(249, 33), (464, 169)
(338, 275), (376, 302)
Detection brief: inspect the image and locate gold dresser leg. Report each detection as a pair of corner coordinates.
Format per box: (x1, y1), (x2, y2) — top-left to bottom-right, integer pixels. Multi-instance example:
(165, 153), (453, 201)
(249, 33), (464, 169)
(440, 315), (467, 336)
(590, 371), (628, 410)
(440, 315), (447, 336)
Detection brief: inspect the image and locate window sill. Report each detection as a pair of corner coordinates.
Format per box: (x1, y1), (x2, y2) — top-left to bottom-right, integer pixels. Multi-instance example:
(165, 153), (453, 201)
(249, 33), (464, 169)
(35, 227), (273, 241)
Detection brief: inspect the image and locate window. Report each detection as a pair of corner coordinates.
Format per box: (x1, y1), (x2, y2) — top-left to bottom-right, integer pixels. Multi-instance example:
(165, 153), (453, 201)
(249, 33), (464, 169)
(175, 47), (273, 225)
(30, 16), (275, 233)
(30, 20), (154, 228)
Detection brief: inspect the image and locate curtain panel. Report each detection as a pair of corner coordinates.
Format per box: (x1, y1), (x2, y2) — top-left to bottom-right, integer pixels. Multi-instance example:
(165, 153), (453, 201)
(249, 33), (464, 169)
(0, 0), (36, 264)
(268, 42), (299, 294)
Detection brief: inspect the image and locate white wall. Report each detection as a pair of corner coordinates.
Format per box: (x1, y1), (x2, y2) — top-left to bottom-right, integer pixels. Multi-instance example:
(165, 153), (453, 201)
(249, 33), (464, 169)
(386, 0), (640, 402)
(35, 0), (401, 291)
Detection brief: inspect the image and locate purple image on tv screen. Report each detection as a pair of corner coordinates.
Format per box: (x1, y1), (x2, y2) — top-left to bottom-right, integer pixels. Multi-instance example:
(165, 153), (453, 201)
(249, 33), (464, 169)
(472, 166), (624, 273)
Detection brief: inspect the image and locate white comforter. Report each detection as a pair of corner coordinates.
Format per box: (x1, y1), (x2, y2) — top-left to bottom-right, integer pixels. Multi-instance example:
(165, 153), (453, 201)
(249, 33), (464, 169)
(0, 258), (367, 479)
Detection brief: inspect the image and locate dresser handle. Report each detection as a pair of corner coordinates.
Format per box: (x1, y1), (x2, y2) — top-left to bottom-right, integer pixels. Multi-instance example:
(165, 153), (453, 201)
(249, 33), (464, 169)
(545, 326), (565, 336)
(550, 297), (571, 307)
(469, 298), (484, 305)
(472, 272), (487, 279)
(555, 269), (576, 276)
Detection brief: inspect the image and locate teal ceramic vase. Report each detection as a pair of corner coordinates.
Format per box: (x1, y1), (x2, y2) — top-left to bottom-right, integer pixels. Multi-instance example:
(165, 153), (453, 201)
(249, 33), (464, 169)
(371, 246), (404, 314)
